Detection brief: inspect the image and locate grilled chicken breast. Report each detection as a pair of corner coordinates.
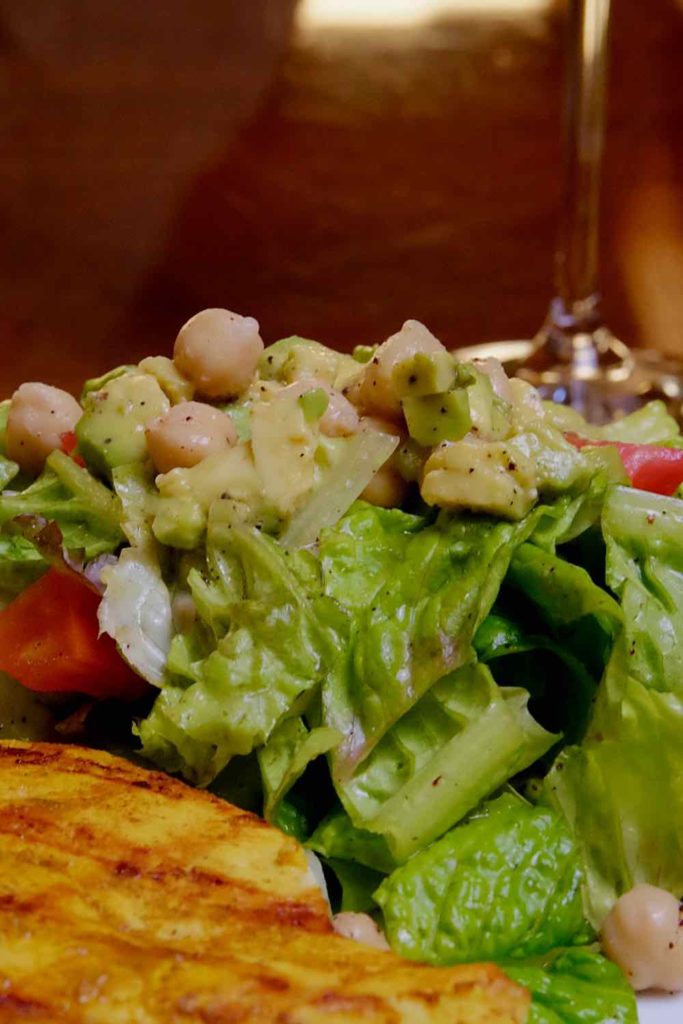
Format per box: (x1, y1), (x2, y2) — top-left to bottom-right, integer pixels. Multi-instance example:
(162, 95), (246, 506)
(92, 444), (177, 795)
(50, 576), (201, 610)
(0, 741), (528, 1023)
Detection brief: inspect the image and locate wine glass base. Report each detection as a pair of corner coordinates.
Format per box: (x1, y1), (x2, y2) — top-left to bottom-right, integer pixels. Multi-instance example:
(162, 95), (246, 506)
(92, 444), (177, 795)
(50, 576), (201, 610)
(455, 339), (683, 425)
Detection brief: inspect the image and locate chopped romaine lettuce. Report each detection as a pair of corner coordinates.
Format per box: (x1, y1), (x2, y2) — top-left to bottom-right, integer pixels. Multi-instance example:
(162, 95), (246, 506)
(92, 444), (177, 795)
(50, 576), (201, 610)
(548, 649), (683, 928)
(376, 792), (590, 964)
(474, 612), (599, 745)
(111, 464), (159, 548)
(137, 505), (345, 784)
(320, 503), (541, 775)
(324, 858), (385, 914)
(308, 805), (397, 874)
(0, 450), (123, 557)
(258, 716), (340, 825)
(0, 534), (46, 600)
(505, 948), (637, 1024)
(0, 455), (19, 492)
(547, 485), (683, 926)
(332, 662), (556, 860)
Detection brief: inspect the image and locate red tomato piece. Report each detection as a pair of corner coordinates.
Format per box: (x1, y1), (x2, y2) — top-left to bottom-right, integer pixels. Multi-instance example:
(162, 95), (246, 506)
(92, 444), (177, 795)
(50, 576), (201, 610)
(566, 433), (683, 496)
(59, 430), (86, 467)
(0, 569), (149, 699)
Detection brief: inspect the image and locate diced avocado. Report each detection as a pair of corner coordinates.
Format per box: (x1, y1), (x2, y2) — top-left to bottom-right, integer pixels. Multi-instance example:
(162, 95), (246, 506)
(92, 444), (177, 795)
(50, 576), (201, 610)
(421, 438), (538, 519)
(221, 400), (252, 442)
(392, 351), (462, 398)
(259, 337), (360, 391)
(583, 445), (630, 486)
(402, 390), (471, 447)
(80, 364), (136, 400)
(392, 438), (426, 483)
(152, 496), (206, 550)
(157, 444), (265, 513)
(352, 344), (377, 364)
(139, 355), (194, 404)
(467, 369), (513, 442)
(251, 387), (317, 515)
(299, 389), (329, 423)
(513, 425), (590, 496)
(76, 373), (170, 476)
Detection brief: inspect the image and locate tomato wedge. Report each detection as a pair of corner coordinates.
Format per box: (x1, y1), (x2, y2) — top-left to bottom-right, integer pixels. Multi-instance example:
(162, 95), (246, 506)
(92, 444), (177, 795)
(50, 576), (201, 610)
(566, 433), (683, 496)
(0, 569), (149, 699)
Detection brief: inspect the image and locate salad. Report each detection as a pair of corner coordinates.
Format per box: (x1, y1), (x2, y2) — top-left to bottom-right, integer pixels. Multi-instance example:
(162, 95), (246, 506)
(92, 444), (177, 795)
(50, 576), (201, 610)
(2, 308), (683, 1022)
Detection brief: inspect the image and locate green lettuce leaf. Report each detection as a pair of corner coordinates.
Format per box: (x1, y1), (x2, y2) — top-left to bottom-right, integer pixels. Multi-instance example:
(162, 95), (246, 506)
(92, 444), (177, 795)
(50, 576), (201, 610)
(478, 542), (622, 742)
(138, 503), (344, 785)
(0, 455), (19, 492)
(323, 858), (385, 914)
(504, 948), (637, 1024)
(333, 661), (556, 860)
(0, 534), (46, 600)
(375, 793), (590, 965)
(257, 716), (340, 826)
(474, 612), (598, 745)
(602, 485), (683, 696)
(0, 450), (123, 558)
(308, 805), (397, 874)
(548, 649), (683, 927)
(320, 503), (539, 775)
(111, 464), (159, 548)
(547, 486), (683, 926)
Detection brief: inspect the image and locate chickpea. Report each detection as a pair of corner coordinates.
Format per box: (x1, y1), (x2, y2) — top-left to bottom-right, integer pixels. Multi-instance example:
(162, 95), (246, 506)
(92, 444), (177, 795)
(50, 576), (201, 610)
(358, 416), (408, 507)
(145, 401), (237, 473)
(332, 912), (390, 951)
(319, 389), (360, 437)
(173, 308), (264, 400)
(350, 320), (446, 420)
(361, 464), (408, 508)
(6, 382), (82, 475)
(602, 884), (683, 991)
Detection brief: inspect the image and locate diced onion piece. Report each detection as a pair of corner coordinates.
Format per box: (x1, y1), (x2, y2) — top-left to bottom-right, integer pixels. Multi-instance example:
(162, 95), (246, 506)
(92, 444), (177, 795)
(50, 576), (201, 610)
(280, 428), (399, 549)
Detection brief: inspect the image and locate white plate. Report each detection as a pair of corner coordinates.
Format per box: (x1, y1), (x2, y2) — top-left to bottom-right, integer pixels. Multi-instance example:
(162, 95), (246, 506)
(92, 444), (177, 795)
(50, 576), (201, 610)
(637, 992), (683, 1023)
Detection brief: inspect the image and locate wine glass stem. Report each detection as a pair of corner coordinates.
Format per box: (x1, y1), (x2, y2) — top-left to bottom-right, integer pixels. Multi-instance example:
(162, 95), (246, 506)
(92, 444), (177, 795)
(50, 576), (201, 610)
(552, 0), (611, 334)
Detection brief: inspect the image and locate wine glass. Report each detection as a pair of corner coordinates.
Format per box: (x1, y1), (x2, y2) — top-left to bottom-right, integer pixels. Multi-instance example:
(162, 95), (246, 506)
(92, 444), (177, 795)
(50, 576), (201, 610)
(458, 0), (683, 425)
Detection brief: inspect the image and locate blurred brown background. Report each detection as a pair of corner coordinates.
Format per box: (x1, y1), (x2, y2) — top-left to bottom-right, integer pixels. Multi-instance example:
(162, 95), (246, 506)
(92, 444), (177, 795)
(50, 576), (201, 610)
(2, 0), (683, 395)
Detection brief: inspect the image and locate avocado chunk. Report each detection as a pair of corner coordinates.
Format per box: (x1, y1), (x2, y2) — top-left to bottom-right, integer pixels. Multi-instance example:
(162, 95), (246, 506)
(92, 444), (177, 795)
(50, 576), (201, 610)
(139, 356), (194, 404)
(352, 344), (377, 364)
(251, 386), (318, 515)
(421, 438), (537, 519)
(392, 351), (464, 398)
(157, 445), (265, 513)
(467, 369), (513, 442)
(259, 337), (360, 391)
(76, 373), (170, 476)
(152, 496), (206, 550)
(80, 364), (136, 400)
(513, 426), (590, 496)
(402, 391), (471, 447)
(299, 389), (329, 423)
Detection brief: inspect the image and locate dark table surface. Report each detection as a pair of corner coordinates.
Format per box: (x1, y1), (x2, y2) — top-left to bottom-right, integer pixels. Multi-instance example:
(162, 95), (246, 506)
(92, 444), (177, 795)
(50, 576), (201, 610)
(2, 0), (683, 395)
